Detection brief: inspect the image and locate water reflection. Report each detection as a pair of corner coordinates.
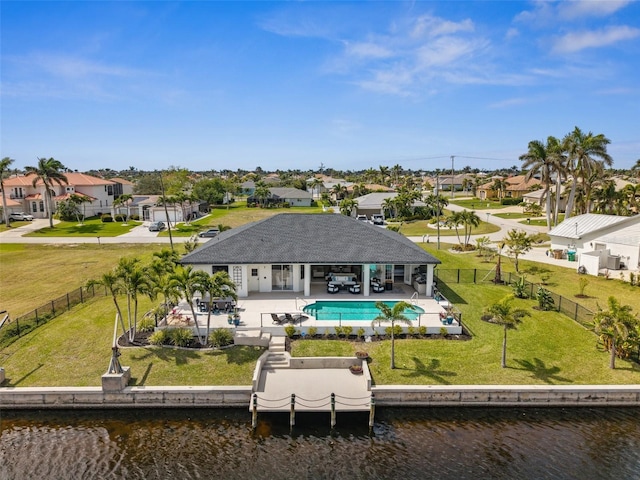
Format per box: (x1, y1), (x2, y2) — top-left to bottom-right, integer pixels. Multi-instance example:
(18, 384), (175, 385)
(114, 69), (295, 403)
(1, 408), (639, 479)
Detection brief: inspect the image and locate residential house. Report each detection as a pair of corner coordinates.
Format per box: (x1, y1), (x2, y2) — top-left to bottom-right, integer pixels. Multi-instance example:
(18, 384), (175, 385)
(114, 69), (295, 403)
(247, 187), (312, 207)
(549, 213), (640, 276)
(354, 192), (426, 219)
(181, 213), (441, 298)
(4, 172), (117, 219)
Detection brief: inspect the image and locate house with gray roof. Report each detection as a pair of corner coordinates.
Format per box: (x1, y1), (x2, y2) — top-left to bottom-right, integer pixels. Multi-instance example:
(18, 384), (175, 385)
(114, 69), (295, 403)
(549, 213), (640, 276)
(247, 187), (312, 207)
(181, 213), (441, 297)
(354, 192), (426, 219)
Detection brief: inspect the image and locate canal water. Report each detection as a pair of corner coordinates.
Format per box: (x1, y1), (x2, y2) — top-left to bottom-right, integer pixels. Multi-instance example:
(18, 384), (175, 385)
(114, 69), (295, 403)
(1, 407), (639, 479)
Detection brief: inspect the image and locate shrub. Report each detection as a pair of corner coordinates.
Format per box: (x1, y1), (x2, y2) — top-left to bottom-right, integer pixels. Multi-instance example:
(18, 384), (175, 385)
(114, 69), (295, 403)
(418, 325), (427, 336)
(307, 326), (318, 337)
(407, 326), (416, 337)
(101, 214), (113, 223)
(114, 214), (126, 223)
(439, 327), (449, 337)
(536, 287), (555, 311)
(209, 328), (234, 347)
(138, 317), (156, 333)
(512, 276), (529, 299)
(578, 277), (589, 296)
(356, 327), (366, 340)
(284, 325), (296, 338)
(342, 325), (353, 338)
(131, 214), (140, 220)
(170, 328), (193, 347)
(334, 326), (344, 337)
(500, 197), (521, 205)
(148, 330), (169, 345)
(385, 325), (403, 336)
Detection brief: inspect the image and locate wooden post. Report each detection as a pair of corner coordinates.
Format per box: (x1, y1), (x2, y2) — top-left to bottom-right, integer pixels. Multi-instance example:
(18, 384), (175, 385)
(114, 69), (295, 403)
(369, 394), (376, 432)
(330, 393), (336, 428)
(251, 393), (258, 430)
(290, 393), (296, 429)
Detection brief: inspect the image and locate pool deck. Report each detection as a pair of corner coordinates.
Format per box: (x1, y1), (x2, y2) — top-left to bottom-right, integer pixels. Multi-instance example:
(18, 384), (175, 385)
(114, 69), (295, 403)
(162, 282), (462, 336)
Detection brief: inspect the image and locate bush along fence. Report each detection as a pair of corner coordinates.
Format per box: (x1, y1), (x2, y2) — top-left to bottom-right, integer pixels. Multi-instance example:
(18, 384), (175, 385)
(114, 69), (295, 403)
(0, 285), (107, 349)
(434, 268), (640, 363)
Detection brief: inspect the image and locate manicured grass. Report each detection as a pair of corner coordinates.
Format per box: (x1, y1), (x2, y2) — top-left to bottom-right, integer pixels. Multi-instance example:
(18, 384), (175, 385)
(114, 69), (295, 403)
(159, 204), (326, 236)
(24, 217), (141, 237)
(525, 214), (565, 227)
(493, 212), (530, 219)
(400, 220), (500, 237)
(0, 243), (168, 317)
(291, 281), (640, 385)
(450, 198), (505, 210)
(0, 297), (262, 387)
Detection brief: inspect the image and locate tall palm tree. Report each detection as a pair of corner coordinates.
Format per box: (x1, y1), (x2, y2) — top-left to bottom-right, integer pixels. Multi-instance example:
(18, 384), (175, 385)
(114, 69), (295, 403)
(331, 183), (347, 204)
(622, 183), (640, 213)
(373, 301), (414, 369)
(0, 157), (15, 227)
(492, 178), (507, 200)
(563, 127), (612, 218)
(113, 193), (133, 221)
(86, 271), (128, 342)
(117, 257), (151, 342)
(339, 198), (358, 216)
(484, 295), (530, 368)
(593, 296), (637, 369)
(169, 265), (206, 344)
(520, 137), (564, 230)
(24, 157), (68, 228)
(458, 210), (480, 247)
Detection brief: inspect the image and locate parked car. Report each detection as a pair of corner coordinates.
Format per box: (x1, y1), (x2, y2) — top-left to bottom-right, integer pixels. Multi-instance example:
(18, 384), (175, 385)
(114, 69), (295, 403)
(371, 214), (384, 225)
(356, 215), (368, 222)
(9, 212), (34, 221)
(198, 229), (220, 238)
(148, 221), (166, 232)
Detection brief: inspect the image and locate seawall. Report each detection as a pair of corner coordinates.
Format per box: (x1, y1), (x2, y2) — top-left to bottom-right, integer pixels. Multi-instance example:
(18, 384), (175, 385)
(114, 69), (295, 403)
(1, 385), (639, 409)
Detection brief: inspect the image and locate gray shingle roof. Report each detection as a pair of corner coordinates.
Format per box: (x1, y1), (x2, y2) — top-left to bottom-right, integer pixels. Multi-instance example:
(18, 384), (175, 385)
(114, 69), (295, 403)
(181, 213), (441, 265)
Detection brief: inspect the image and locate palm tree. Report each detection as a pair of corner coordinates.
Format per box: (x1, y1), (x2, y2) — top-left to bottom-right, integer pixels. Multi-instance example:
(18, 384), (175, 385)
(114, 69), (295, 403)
(424, 193), (448, 219)
(169, 265), (206, 344)
(308, 177), (323, 199)
(459, 210), (480, 247)
(115, 257), (150, 342)
(86, 271), (128, 343)
(199, 271), (237, 346)
(148, 249), (180, 319)
(622, 183), (640, 213)
(483, 295), (530, 368)
(563, 127), (612, 218)
(593, 297), (637, 369)
(113, 194), (133, 221)
(373, 300), (414, 369)
(591, 178), (619, 215)
(492, 178), (507, 200)
(520, 137), (564, 230)
(379, 166), (390, 185)
(253, 183), (271, 207)
(391, 164), (403, 185)
(331, 183), (347, 204)
(0, 157), (15, 227)
(69, 193), (90, 224)
(382, 197), (396, 219)
(24, 157), (68, 228)
(339, 198), (358, 216)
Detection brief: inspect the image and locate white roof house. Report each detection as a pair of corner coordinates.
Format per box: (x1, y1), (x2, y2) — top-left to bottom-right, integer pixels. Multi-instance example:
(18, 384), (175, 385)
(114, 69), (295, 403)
(549, 214), (640, 276)
(354, 192), (426, 217)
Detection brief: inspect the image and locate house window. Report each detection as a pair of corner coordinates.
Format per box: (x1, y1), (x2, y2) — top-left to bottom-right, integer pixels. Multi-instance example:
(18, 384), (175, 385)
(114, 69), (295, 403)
(107, 186), (113, 195)
(31, 202), (37, 213)
(39, 201), (44, 212)
(233, 266), (242, 288)
(251, 269), (258, 277)
(211, 265), (228, 274)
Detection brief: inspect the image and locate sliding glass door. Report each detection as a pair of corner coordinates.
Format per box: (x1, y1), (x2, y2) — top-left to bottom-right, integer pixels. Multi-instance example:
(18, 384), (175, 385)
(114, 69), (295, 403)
(271, 264), (293, 291)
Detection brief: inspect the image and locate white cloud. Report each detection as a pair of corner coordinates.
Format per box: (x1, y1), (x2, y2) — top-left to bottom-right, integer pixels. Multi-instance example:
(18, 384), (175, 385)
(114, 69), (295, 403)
(552, 25), (640, 53)
(344, 41), (393, 59)
(415, 37), (482, 67)
(411, 14), (474, 38)
(558, 0), (632, 19)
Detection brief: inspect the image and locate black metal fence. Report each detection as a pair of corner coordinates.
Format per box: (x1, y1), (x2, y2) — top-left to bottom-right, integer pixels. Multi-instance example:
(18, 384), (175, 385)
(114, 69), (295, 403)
(0, 285), (107, 348)
(434, 268), (595, 326)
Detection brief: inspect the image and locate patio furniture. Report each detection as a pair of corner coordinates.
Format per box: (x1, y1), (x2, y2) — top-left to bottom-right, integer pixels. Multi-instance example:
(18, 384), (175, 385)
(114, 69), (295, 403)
(271, 313), (286, 324)
(327, 283), (340, 294)
(349, 284), (361, 294)
(371, 282), (385, 293)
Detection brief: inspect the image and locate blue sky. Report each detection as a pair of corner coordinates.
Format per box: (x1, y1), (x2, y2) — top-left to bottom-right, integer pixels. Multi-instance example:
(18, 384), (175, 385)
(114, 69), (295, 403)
(2, 1), (639, 173)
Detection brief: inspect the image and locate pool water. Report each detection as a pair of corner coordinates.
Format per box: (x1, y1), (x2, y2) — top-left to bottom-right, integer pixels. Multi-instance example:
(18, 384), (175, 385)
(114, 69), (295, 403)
(303, 300), (424, 321)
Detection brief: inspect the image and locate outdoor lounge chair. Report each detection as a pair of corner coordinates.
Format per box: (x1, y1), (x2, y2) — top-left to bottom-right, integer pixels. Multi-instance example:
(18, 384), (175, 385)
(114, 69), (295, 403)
(371, 282), (385, 293)
(271, 313), (287, 325)
(349, 283), (361, 294)
(327, 283), (340, 294)
(284, 312), (307, 324)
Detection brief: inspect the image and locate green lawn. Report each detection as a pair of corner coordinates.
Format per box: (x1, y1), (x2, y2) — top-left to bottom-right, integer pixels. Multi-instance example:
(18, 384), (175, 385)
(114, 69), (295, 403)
(525, 214), (565, 227)
(493, 212), (530, 220)
(24, 217), (141, 237)
(450, 198), (505, 210)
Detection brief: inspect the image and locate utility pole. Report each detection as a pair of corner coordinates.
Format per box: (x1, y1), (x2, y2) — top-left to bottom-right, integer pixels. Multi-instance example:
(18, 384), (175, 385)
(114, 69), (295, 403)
(450, 155), (455, 198)
(158, 171), (174, 252)
(436, 174), (440, 250)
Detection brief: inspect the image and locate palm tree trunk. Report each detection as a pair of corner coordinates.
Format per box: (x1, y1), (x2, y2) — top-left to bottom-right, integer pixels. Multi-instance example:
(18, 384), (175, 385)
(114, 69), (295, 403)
(565, 180), (577, 219)
(545, 187), (552, 230)
(45, 189), (54, 228)
(554, 176), (562, 226)
(610, 332), (616, 369)
(390, 323), (396, 369)
(1, 187), (9, 227)
(501, 326), (508, 368)
(110, 296), (128, 344)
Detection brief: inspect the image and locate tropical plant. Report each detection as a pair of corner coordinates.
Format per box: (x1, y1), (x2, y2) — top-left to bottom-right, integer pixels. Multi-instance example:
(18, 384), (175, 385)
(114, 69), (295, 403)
(503, 229), (533, 272)
(116, 257), (150, 342)
(169, 265), (206, 344)
(170, 328), (194, 347)
(563, 127), (612, 218)
(372, 301), (414, 369)
(536, 287), (555, 311)
(24, 157), (68, 228)
(148, 329), (169, 345)
(0, 157), (15, 227)
(483, 295), (530, 368)
(86, 271), (128, 342)
(512, 275), (529, 299)
(339, 198), (358, 216)
(592, 297), (637, 369)
(199, 270), (237, 346)
(209, 328), (234, 347)
(284, 324), (296, 338)
(113, 194), (133, 222)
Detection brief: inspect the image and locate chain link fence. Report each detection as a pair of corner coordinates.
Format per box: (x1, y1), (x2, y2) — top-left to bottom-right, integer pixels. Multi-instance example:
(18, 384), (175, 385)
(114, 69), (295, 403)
(0, 285), (107, 348)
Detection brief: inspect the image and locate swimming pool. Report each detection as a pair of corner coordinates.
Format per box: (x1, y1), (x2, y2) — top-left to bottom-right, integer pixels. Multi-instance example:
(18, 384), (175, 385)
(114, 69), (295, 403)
(302, 300), (424, 321)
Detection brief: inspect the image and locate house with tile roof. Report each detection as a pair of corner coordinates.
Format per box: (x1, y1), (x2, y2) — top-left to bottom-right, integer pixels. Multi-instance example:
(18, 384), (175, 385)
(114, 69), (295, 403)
(3, 172), (117, 219)
(181, 213), (441, 298)
(549, 213), (640, 276)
